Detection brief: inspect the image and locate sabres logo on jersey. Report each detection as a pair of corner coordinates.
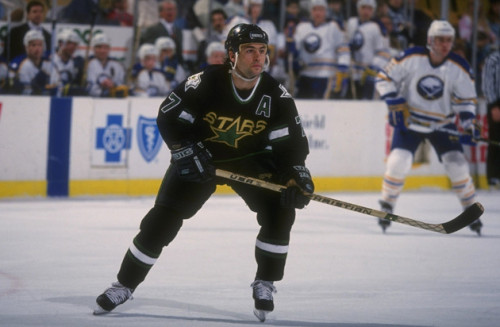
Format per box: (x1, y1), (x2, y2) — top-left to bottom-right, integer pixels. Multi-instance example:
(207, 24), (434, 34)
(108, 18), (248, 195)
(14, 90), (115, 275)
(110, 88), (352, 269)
(350, 30), (364, 51)
(303, 33), (322, 53)
(417, 75), (444, 100)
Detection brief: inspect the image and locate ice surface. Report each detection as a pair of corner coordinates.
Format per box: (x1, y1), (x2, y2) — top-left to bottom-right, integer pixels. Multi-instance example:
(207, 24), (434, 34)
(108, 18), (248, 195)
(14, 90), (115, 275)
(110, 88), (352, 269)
(0, 191), (499, 327)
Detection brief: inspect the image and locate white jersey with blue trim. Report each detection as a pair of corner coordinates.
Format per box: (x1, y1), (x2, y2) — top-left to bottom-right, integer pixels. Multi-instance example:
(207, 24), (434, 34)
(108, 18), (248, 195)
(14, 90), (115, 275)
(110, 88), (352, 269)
(16, 57), (60, 94)
(134, 68), (170, 97)
(86, 57), (125, 97)
(294, 20), (350, 78)
(376, 46), (476, 130)
(345, 17), (391, 79)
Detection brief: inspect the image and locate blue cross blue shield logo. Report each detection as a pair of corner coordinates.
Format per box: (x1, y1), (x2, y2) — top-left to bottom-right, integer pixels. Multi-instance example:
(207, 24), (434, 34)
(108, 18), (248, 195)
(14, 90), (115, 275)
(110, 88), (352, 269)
(95, 114), (132, 163)
(137, 115), (162, 162)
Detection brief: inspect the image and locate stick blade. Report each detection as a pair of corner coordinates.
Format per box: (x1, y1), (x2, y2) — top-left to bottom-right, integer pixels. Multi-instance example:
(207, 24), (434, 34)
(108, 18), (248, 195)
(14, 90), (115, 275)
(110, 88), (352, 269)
(441, 202), (484, 234)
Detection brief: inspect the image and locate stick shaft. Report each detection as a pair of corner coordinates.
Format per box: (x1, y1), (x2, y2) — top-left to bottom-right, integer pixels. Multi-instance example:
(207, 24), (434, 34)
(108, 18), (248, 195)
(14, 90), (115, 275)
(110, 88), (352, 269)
(216, 169), (483, 234)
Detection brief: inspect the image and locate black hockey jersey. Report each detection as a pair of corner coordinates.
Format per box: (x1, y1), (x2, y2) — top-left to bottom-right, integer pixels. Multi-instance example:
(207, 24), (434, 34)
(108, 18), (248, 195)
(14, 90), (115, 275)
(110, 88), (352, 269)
(157, 64), (309, 170)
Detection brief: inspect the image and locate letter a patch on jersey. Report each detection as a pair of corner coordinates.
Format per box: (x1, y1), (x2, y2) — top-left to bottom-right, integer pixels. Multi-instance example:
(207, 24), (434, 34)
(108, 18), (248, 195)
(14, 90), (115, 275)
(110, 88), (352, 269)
(255, 95), (271, 118)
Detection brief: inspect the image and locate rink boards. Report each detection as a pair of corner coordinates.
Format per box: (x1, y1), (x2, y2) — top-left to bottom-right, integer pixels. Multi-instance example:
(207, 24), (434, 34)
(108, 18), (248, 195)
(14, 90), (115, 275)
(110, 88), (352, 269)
(0, 96), (488, 198)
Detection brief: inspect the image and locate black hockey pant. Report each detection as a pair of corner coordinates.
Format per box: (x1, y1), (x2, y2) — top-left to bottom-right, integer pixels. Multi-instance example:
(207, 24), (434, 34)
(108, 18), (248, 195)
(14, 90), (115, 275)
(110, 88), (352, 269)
(116, 165), (296, 289)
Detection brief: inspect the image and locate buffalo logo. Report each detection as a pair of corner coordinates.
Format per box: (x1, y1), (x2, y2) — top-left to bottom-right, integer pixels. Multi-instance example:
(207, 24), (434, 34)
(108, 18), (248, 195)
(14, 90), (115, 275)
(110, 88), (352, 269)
(350, 30), (364, 51)
(137, 116), (162, 162)
(416, 75), (444, 100)
(303, 33), (321, 53)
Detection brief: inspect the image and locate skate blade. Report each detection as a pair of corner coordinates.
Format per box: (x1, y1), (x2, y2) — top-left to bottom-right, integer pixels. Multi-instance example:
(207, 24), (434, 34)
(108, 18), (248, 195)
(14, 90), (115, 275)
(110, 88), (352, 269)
(93, 304), (110, 315)
(253, 308), (270, 322)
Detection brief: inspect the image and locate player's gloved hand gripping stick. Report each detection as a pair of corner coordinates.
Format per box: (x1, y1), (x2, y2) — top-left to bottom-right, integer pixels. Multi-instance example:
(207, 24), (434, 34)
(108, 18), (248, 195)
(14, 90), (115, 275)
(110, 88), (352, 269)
(215, 169), (484, 234)
(170, 142), (215, 183)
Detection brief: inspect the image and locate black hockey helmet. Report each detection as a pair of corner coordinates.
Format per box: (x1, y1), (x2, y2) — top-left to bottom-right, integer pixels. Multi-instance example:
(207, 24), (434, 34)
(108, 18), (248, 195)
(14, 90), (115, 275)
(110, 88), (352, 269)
(224, 23), (269, 54)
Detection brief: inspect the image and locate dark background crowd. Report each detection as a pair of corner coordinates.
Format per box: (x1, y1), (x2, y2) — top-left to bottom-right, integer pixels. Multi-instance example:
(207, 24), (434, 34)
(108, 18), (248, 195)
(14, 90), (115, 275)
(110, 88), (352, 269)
(0, 0), (498, 98)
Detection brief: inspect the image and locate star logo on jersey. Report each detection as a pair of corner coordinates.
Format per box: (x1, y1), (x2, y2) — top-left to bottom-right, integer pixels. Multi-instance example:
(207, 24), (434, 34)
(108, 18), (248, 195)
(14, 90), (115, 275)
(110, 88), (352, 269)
(207, 118), (252, 148)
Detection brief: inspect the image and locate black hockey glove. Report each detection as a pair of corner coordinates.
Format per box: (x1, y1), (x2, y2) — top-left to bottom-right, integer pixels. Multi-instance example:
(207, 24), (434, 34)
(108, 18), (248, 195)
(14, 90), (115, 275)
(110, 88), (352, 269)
(170, 142), (215, 183)
(280, 166), (315, 209)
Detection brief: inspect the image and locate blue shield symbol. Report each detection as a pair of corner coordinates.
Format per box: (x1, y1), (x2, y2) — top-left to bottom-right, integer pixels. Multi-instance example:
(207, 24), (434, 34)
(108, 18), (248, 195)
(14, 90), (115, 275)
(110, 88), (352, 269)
(137, 115), (162, 162)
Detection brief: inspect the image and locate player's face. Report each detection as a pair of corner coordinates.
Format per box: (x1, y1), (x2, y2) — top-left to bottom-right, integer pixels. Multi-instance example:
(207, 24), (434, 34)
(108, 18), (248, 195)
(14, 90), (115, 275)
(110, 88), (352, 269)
(431, 36), (453, 57)
(235, 43), (267, 78)
(311, 6), (326, 25)
(63, 41), (78, 56)
(26, 40), (44, 59)
(142, 55), (157, 70)
(93, 44), (110, 61)
(358, 5), (374, 22)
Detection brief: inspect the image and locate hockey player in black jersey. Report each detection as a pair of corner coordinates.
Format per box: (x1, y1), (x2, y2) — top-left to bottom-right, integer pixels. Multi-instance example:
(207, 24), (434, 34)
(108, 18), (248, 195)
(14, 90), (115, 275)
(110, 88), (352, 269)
(94, 24), (314, 322)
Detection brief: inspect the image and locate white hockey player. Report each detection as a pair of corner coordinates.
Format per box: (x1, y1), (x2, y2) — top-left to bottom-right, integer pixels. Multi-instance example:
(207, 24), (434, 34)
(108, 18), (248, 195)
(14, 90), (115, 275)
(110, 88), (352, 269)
(375, 20), (482, 234)
(345, 0), (391, 99)
(155, 36), (187, 91)
(53, 29), (85, 95)
(289, 0), (350, 99)
(9, 30), (60, 95)
(86, 33), (128, 97)
(132, 44), (170, 97)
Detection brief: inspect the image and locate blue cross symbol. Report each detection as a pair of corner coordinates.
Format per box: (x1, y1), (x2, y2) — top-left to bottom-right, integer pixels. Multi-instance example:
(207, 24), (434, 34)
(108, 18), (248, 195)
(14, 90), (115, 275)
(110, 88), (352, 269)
(96, 114), (132, 163)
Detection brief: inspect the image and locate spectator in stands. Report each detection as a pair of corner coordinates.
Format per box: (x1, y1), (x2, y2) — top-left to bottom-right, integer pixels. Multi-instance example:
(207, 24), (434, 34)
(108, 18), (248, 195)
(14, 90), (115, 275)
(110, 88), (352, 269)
(196, 9), (228, 68)
(385, 0), (411, 50)
(139, 0), (186, 65)
(107, 0), (134, 26)
(9, 30), (60, 95)
(53, 29), (86, 96)
(131, 44), (170, 97)
(487, 0), (500, 45)
(155, 36), (187, 92)
(482, 48), (500, 189)
(327, 0), (346, 29)
(345, 0), (391, 99)
(58, 0), (108, 25)
(224, 0), (245, 18)
(208, 8), (228, 43)
(2, 0), (51, 62)
(288, 0), (350, 99)
(86, 33), (128, 97)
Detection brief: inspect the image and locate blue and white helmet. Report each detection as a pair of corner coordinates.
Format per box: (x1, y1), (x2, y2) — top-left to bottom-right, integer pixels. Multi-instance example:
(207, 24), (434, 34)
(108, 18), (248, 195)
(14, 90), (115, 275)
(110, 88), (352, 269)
(138, 44), (158, 60)
(427, 20), (455, 40)
(23, 30), (44, 48)
(91, 33), (111, 47)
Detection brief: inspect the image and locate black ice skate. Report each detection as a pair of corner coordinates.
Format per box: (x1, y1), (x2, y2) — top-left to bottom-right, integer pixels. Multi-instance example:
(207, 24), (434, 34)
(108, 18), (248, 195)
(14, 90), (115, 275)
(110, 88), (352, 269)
(469, 219), (483, 236)
(378, 200), (393, 232)
(93, 281), (134, 315)
(251, 279), (277, 322)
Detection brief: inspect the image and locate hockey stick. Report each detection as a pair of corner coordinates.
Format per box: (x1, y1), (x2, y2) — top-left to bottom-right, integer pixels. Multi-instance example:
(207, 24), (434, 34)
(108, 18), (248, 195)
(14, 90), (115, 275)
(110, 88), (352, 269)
(216, 169), (484, 234)
(434, 126), (500, 147)
(409, 124), (500, 147)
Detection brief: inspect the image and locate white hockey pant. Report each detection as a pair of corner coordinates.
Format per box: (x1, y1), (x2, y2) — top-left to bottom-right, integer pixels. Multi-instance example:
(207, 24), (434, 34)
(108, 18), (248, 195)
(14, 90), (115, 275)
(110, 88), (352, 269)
(382, 149), (476, 209)
(381, 148), (413, 209)
(442, 151), (476, 209)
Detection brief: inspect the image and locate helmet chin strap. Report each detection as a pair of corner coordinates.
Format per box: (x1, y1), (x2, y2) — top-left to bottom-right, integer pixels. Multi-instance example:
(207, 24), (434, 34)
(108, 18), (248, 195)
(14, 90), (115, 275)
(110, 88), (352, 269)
(230, 52), (270, 82)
